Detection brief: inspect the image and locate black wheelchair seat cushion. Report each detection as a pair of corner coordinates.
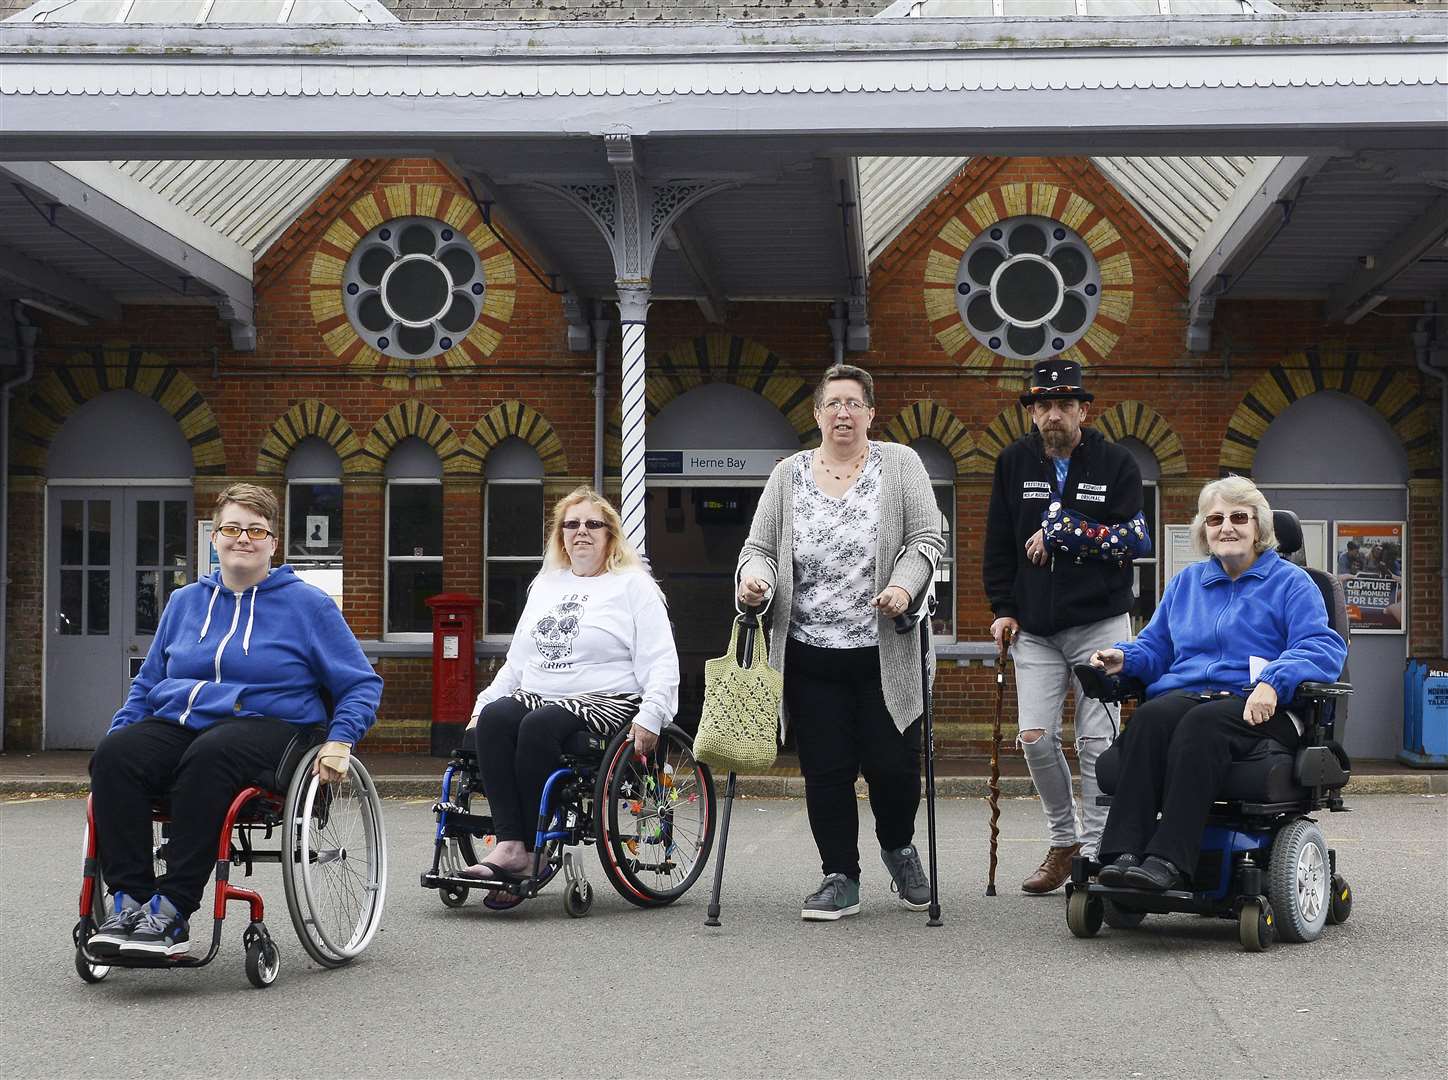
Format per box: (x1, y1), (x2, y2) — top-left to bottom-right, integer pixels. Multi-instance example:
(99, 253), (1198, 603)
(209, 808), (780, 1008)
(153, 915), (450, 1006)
(256, 724), (326, 793)
(1096, 737), (1314, 805)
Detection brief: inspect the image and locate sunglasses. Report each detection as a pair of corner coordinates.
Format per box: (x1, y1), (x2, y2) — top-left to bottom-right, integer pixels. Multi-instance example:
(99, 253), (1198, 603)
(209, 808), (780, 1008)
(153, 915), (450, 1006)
(215, 524), (274, 541)
(1204, 511), (1252, 528)
(561, 519), (609, 532)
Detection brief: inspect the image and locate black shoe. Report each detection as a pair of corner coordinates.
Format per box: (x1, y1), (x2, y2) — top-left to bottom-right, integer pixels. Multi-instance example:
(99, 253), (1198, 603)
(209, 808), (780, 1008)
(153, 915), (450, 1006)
(118, 895), (190, 958)
(1121, 856), (1188, 892)
(1096, 854), (1141, 886)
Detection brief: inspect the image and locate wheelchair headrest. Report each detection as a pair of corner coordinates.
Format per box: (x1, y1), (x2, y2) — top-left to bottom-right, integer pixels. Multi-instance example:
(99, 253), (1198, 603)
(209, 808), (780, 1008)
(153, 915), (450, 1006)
(1273, 509), (1303, 556)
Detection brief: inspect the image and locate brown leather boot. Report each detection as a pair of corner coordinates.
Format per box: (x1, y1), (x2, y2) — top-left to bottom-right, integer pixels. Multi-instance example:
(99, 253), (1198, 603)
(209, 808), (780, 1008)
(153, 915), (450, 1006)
(1021, 843), (1081, 894)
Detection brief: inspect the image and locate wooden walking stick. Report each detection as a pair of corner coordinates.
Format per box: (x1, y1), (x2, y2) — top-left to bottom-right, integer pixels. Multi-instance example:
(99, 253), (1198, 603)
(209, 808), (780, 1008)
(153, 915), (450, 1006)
(986, 627), (1012, 896)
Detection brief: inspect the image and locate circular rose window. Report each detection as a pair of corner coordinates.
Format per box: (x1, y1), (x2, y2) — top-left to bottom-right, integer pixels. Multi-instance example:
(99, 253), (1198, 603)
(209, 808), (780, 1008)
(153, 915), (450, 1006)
(342, 217), (485, 360)
(954, 215), (1102, 362)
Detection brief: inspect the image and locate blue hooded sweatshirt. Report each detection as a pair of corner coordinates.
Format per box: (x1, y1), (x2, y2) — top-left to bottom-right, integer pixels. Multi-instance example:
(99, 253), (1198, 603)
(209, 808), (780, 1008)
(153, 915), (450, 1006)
(109, 565), (383, 746)
(1118, 548), (1346, 703)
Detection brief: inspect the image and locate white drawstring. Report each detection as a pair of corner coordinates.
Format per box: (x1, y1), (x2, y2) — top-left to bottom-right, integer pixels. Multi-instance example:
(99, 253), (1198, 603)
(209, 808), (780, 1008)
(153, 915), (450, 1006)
(198, 586), (220, 641)
(242, 586), (258, 654)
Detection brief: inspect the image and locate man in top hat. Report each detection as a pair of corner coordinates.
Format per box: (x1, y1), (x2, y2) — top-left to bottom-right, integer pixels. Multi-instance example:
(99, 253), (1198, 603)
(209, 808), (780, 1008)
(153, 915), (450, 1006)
(984, 358), (1144, 893)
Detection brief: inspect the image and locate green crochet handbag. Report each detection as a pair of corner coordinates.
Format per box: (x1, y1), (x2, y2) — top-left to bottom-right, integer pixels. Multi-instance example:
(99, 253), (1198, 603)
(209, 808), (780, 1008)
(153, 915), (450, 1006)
(693, 614), (782, 775)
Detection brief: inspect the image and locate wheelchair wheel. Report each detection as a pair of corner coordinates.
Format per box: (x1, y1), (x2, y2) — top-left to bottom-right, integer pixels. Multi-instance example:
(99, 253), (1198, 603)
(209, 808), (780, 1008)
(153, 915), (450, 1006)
(1067, 889), (1103, 938)
(1326, 873), (1352, 925)
(594, 723), (717, 908)
(1268, 818), (1330, 943)
(1238, 898), (1275, 952)
(1102, 899), (1146, 931)
(563, 880), (593, 919)
(244, 929), (280, 989)
(280, 747), (388, 968)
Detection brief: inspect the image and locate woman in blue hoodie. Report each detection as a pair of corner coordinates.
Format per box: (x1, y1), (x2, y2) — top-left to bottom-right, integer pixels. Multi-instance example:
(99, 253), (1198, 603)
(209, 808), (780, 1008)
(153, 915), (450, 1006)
(1087, 476), (1346, 891)
(86, 483), (383, 960)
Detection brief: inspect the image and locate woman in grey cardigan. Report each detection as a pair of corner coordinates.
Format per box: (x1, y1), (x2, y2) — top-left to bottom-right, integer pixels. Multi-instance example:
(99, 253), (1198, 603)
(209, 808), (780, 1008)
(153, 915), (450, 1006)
(737, 363), (945, 921)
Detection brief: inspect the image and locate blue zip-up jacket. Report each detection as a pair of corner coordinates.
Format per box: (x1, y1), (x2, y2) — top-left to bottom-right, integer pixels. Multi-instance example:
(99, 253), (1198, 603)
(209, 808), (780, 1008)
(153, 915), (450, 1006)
(109, 565), (383, 745)
(1118, 548), (1346, 702)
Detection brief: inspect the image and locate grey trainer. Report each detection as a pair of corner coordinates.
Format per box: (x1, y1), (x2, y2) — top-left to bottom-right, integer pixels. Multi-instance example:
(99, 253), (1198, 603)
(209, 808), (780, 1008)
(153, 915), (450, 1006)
(88, 891), (146, 956)
(881, 844), (930, 911)
(801, 873), (861, 921)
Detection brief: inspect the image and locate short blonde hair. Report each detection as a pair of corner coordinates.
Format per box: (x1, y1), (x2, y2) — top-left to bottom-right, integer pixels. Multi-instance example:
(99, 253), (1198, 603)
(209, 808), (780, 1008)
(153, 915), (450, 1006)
(542, 487), (653, 582)
(1190, 475), (1277, 557)
(213, 483), (279, 533)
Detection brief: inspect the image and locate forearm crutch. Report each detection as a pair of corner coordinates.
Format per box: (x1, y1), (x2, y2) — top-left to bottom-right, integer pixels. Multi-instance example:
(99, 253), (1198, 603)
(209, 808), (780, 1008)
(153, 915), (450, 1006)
(987, 627), (1012, 897)
(896, 594), (941, 927)
(704, 607), (760, 928)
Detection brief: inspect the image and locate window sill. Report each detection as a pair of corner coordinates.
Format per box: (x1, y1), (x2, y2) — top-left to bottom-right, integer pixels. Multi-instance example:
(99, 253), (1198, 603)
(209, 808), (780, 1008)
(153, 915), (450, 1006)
(358, 639), (510, 660)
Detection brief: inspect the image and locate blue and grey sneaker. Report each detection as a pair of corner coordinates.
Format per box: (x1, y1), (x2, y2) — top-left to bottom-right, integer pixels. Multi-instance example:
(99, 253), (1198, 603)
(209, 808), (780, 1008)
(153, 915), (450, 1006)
(801, 873), (861, 921)
(118, 895), (189, 958)
(880, 844), (930, 911)
(88, 891), (145, 956)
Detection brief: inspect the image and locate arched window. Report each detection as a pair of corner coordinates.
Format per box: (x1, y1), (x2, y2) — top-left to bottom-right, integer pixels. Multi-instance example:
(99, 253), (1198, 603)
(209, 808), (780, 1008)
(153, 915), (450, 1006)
(385, 436), (443, 638)
(912, 437), (958, 639)
(1117, 436), (1161, 633)
(484, 436), (545, 635)
(285, 437), (343, 605)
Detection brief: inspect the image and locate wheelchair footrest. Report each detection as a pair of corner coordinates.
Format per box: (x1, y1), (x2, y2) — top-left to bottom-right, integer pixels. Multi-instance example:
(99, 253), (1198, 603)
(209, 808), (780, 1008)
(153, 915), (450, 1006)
(1080, 881), (1228, 917)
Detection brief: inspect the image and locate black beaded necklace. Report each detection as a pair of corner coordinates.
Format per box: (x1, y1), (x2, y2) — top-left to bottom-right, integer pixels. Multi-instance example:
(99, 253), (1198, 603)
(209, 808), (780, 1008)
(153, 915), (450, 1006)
(817, 445), (868, 483)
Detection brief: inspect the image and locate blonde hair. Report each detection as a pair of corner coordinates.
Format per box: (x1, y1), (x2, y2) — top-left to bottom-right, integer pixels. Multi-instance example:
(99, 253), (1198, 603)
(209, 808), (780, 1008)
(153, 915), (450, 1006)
(541, 488), (659, 595)
(1190, 475), (1277, 557)
(213, 482), (279, 533)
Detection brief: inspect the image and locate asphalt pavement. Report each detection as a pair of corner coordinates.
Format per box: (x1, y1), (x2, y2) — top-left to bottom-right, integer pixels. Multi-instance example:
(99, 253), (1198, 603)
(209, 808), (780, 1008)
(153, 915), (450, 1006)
(2, 793), (1444, 1079)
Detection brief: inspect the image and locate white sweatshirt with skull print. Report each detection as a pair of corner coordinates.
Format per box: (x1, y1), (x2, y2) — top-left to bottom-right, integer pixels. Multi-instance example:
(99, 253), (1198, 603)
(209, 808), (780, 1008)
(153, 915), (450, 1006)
(471, 568), (679, 734)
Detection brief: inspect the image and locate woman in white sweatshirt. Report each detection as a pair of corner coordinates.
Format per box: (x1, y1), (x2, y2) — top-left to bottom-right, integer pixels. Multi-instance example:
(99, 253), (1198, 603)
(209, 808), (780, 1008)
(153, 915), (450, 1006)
(461, 487), (677, 893)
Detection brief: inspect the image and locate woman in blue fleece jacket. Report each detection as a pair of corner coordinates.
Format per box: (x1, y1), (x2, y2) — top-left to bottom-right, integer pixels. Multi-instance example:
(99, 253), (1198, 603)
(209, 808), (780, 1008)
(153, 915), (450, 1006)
(1087, 476), (1346, 891)
(87, 484), (383, 960)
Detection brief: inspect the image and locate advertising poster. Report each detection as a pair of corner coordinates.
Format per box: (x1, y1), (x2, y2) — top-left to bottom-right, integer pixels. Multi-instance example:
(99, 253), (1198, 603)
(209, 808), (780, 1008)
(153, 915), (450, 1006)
(1332, 520), (1405, 634)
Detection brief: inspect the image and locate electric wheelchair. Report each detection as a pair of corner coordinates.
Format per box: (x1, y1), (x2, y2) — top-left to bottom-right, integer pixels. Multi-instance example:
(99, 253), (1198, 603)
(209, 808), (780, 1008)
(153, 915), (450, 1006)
(74, 730), (388, 988)
(1064, 511), (1355, 952)
(421, 722), (717, 916)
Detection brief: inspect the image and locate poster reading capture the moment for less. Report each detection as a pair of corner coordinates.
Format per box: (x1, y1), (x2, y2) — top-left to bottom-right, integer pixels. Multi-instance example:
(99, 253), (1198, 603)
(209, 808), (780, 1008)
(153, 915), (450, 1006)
(1333, 521), (1406, 634)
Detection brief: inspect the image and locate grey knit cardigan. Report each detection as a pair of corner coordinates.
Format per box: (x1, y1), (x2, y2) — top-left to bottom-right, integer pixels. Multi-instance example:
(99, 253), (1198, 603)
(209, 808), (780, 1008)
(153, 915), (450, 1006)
(735, 442), (946, 736)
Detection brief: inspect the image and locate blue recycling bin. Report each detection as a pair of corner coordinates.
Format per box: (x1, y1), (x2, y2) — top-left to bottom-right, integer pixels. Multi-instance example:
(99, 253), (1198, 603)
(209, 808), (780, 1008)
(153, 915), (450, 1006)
(1400, 659), (1448, 768)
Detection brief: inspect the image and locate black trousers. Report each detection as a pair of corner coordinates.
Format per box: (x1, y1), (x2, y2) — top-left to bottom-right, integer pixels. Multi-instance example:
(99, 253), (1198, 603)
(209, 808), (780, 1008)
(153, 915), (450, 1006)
(785, 638), (922, 881)
(89, 716), (302, 917)
(470, 697), (587, 850)
(1099, 691), (1300, 874)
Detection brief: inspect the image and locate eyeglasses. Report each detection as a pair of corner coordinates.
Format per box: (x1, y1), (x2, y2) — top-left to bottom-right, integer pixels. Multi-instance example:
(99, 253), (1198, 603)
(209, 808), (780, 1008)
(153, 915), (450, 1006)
(820, 399), (870, 414)
(561, 519), (609, 532)
(216, 524), (274, 541)
(1204, 511), (1252, 528)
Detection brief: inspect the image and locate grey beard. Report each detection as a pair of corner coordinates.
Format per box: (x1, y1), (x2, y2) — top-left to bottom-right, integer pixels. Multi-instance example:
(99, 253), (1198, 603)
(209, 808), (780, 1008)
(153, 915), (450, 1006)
(1041, 428), (1073, 454)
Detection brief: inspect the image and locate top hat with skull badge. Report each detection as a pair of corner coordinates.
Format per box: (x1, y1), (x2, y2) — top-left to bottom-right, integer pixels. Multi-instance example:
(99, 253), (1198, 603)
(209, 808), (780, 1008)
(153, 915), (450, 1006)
(1019, 358), (1094, 407)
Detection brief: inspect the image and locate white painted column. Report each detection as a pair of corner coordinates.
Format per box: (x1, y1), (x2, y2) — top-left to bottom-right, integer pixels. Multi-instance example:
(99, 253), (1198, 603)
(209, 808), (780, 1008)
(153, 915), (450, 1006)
(615, 283), (651, 556)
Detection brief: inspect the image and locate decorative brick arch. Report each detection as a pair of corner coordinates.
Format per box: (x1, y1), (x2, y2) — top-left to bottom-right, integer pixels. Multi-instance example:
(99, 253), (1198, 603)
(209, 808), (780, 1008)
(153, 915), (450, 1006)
(460, 400), (570, 476)
(921, 180), (1134, 378)
(10, 344), (224, 476)
(356, 401), (466, 476)
(879, 400), (982, 477)
(255, 399), (366, 476)
(973, 403), (1035, 472)
(307, 181), (518, 389)
(1219, 348), (1437, 478)
(1095, 400), (1189, 477)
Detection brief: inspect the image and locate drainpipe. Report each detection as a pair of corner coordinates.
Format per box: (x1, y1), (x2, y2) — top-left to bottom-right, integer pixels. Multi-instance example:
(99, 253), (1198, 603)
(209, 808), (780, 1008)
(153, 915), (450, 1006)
(592, 301), (609, 493)
(1, 303), (39, 751)
(828, 301), (847, 365)
(1411, 303), (1446, 650)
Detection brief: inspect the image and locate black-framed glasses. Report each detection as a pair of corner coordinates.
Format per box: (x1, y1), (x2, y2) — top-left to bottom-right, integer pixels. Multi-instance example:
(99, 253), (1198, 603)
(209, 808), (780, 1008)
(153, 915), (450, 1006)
(561, 519), (609, 532)
(1204, 511), (1252, 528)
(216, 524), (275, 541)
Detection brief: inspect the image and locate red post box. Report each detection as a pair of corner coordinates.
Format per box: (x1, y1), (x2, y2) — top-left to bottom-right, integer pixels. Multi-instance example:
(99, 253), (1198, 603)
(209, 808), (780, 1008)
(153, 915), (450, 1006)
(426, 592), (481, 757)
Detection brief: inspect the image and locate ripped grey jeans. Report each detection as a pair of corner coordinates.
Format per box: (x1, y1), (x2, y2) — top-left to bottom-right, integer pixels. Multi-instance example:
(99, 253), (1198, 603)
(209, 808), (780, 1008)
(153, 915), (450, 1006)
(1011, 612), (1132, 859)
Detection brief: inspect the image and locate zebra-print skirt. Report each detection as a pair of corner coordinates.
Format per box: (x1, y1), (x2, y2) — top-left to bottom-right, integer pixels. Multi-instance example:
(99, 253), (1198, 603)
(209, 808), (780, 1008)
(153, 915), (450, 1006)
(510, 689), (642, 736)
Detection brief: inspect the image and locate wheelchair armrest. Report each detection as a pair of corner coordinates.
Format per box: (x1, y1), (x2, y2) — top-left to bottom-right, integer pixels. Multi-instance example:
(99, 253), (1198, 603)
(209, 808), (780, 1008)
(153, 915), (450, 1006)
(1294, 742), (1350, 790)
(1072, 664), (1145, 704)
(1293, 681), (1353, 701)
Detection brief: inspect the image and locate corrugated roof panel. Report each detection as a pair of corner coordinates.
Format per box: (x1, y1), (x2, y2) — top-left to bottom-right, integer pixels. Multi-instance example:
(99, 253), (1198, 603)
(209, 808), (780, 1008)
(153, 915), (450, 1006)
(1090, 156), (1259, 253)
(860, 155), (970, 260)
(111, 157), (352, 255)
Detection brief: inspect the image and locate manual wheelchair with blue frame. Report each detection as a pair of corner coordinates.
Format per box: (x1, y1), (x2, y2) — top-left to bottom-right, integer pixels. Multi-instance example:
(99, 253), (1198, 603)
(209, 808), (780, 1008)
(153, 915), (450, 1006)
(74, 728), (388, 988)
(1064, 511), (1355, 952)
(421, 721), (717, 916)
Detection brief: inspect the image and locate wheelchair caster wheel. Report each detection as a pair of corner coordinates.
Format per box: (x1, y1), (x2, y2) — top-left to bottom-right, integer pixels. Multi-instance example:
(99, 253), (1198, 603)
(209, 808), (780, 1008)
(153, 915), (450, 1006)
(440, 885), (470, 909)
(245, 935), (281, 988)
(1326, 874), (1352, 925)
(1239, 898), (1275, 953)
(1067, 890), (1102, 938)
(74, 944), (111, 984)
(1102, 899), (1146, 931)
(563, 881), (593, 919)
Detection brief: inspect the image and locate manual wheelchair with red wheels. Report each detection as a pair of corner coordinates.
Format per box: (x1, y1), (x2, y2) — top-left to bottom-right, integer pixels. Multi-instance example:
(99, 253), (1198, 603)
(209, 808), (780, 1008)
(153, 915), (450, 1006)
(74, 733), (388, 988)
(421, 722), (717, 917)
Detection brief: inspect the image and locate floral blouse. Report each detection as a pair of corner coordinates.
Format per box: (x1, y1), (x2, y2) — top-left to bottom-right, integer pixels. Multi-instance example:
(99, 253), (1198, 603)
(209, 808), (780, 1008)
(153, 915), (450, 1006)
(788, 442), (883, 648)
